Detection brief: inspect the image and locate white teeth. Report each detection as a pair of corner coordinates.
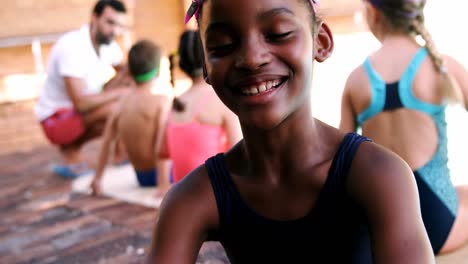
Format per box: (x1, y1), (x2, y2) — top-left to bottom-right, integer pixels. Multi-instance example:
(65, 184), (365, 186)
(241, 79), (282, 95)
(250, 87), (259, 95)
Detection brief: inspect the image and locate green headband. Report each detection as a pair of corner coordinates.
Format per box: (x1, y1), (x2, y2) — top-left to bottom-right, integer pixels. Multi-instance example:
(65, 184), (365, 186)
(134, 67), (159, 83)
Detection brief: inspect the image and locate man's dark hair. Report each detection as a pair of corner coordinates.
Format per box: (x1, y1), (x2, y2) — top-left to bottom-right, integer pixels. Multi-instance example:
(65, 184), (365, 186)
(128, 40), (161, 83)
(93, 0), (126, 16)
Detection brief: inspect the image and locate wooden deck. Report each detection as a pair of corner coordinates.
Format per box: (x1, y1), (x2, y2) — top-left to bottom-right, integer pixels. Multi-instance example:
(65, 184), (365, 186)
(0, 143), (228, 264)
(1, 143), (466, 263)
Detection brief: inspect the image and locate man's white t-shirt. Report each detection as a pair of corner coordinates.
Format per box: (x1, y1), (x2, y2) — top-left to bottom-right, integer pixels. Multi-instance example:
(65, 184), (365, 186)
(36, 25), (123, 121)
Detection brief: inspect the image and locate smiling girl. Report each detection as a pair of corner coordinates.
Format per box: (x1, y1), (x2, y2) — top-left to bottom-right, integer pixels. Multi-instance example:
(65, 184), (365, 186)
(148, 0), (434, 263)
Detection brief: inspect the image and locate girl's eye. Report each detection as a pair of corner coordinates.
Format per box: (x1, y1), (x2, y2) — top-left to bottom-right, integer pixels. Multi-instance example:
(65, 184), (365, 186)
(267, 31), (293, 42)
(207, 43), (235, 57)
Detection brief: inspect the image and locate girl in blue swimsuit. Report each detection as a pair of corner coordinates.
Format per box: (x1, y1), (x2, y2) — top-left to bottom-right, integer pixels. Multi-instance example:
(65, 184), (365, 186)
(340, 0), (468, 254)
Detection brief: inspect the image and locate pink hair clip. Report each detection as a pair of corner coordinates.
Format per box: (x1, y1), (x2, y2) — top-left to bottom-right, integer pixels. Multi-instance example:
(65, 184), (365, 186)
(185, 0), (203, 24)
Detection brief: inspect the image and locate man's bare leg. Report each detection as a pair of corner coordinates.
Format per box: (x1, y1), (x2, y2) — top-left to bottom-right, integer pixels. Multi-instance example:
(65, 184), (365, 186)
(59, 144), (83, 165)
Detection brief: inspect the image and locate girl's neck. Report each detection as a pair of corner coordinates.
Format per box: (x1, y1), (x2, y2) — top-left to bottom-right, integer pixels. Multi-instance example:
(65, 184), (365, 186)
(379, 32), (418, 47)
(240, 103), (330, 184)
(188, 75), (211, 94)
(190, 75), (206, 87)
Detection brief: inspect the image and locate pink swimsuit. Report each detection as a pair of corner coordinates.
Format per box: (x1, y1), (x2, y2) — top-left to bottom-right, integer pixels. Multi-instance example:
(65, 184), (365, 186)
(166, 96), (227, 183)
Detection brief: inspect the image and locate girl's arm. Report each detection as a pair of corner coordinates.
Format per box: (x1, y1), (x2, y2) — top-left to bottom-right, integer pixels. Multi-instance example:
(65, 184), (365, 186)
(339, 71), (359, 132)
(446, 56), (468, 110)
(147, 167), (218, 263)
(349, 143), (434, 264)
(154, 99), (173, 197)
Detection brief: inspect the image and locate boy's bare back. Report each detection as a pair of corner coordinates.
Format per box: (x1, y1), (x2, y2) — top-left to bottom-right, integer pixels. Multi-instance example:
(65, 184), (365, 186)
(116, 89), (168, 171)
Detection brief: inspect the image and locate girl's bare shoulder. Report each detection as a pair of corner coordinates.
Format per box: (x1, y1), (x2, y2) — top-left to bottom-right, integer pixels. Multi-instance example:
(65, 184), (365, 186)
(346, 140), (415, 201)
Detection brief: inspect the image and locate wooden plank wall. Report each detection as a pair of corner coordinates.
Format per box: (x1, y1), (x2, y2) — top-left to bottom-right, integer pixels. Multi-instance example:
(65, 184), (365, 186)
(0, 0), (97, 38)
(0, 0), (361, 76)
(132, 0), (184, 54)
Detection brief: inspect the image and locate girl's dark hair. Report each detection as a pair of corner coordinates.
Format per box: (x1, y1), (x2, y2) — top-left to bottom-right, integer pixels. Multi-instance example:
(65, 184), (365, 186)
(169, 30), (204, 112)
(93, 0), (126, 16)
(368, 0), (462, 103)
(177, 30), (204, 78)
(128, 40), (161, 83)
(195, 0), (320, 33)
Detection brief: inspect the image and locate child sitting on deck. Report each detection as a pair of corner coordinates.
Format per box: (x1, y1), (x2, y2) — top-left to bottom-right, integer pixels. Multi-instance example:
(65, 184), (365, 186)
(90, 40), (171, 196)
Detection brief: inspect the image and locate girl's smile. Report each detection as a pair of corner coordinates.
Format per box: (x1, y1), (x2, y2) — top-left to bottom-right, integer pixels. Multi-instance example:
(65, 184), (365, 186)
(229, 74), (289, 105)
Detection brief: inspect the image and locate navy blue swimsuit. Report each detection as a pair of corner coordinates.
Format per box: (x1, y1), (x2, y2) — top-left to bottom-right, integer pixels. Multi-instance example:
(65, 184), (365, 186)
(205, 133), (373, 263)
(357, 48), (457, 253)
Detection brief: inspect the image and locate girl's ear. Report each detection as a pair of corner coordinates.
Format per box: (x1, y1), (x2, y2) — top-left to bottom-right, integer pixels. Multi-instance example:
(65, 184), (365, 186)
(314, 22), (334, 63)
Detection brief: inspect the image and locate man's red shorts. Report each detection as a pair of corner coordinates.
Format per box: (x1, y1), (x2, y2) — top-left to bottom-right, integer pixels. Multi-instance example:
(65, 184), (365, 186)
(40, 109), (85, 145)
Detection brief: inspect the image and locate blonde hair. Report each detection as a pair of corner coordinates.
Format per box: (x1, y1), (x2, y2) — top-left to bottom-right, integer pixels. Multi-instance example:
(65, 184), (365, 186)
(373, 0), (462, 103)
(409, 21), (462, 103)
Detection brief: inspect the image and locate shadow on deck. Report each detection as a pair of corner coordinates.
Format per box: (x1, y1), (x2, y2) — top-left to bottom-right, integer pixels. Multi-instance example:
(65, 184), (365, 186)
(0, 144), (228, 263)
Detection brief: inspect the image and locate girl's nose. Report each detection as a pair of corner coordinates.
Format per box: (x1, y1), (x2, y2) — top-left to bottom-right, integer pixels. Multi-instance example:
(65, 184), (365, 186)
(235, 36), (272, 71)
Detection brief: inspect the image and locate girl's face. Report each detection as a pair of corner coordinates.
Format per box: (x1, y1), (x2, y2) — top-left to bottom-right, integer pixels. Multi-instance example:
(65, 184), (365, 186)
(199, 0), (329, 129)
